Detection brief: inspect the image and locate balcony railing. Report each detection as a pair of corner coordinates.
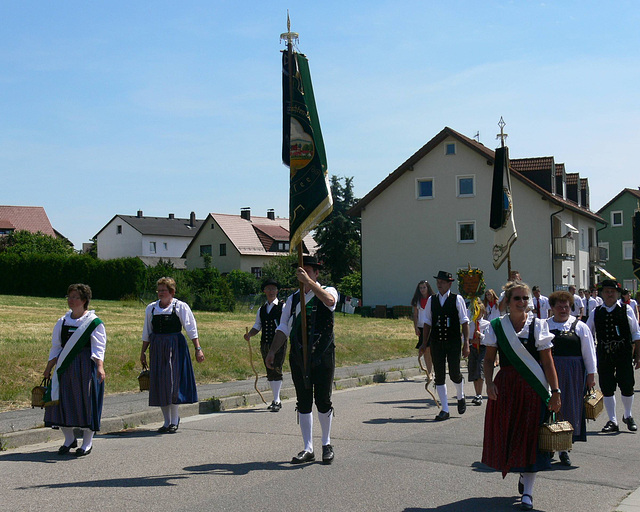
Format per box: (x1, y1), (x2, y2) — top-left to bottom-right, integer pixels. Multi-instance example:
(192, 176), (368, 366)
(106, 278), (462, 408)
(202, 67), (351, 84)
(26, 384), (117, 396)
(553, 237), (576, 261)
(589, 245), (608, 264)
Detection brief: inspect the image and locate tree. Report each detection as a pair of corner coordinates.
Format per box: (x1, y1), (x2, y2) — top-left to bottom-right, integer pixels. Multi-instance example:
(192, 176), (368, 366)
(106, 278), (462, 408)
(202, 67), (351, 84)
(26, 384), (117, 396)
(313, 175), (361, 283)
(226, 269), (260, 296)
(0, 230), (75, 256)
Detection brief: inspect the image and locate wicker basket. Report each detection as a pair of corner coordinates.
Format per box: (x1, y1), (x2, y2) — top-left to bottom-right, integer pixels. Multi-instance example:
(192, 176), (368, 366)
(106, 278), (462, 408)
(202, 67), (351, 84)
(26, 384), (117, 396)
(31, 378), (48, 408)
(138, 366), (150, 391)
(584, 389), (604, 420)
(538, 415), (573, 452)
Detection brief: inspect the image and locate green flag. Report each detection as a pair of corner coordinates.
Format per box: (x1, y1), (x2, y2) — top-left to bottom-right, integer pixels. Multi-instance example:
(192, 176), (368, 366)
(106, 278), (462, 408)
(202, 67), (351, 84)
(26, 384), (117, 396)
(282, 50), (333, 249)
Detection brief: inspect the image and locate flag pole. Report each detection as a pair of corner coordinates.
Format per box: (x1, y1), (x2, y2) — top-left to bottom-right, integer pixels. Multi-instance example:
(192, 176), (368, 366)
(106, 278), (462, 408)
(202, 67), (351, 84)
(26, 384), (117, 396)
(281, 14), (311, 387)
(497, 117), (512, 281)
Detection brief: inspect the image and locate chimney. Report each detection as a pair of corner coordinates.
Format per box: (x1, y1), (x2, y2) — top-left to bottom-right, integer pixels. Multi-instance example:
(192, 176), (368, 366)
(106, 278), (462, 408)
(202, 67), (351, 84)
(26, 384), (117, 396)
(168, 213), (175, 219)
(240, 207), (251, 221)
(137, 210), (143, 218)
(189, 211), (196, 227)
(267, 209), (275, 220)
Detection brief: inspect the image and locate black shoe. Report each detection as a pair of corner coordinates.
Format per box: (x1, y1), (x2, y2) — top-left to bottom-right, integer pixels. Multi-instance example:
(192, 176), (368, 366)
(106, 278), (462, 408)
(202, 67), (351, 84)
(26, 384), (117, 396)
(521, 494), (533, 511)
(57, 440), (78, 455)
(272, 402), (282, 412)
(157, 425), (170, 433)
(267, 401), (276, 410)
(518, 474), (524, 495)
(167, 424), (178, 434)
(291, 450), (315, 464)
(457, 398), (466, 415)
(75, 446), (92, 457)
(602, 420), (619, 433)
(559, 451), (571, 466)
(434, 410), (450, 421)
(623, 416), (638, 432)
(322, 444), (334, 465)
(471, 395), (482, 406)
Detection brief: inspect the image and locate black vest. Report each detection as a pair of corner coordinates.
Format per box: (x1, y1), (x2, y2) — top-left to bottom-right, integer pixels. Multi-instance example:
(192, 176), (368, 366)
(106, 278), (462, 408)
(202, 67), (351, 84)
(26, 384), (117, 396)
(498, 318), (539, 366)
(431, 293), (461, 343)
(60, 319), (77, 348)
(550, 318), (582, 357)
(152, 301), (183, 334)
(594, 304), (632, 346)
(289, 290), (335, 362)
(259, 301), (283, 345)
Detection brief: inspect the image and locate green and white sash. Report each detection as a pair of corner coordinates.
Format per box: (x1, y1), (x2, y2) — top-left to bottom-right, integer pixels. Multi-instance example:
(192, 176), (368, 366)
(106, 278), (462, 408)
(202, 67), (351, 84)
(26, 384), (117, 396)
(50, 312), (103, 402)
(491, 316), (551, 405)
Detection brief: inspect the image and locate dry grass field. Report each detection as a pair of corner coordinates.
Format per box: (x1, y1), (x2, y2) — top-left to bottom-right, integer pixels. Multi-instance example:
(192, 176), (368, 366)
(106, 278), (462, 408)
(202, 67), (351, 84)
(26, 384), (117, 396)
(0, 294), (416, 411)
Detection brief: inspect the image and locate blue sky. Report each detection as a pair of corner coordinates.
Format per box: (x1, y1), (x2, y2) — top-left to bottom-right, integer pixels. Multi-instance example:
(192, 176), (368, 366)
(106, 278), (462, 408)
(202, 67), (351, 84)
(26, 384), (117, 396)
(2, 1), (639, 248)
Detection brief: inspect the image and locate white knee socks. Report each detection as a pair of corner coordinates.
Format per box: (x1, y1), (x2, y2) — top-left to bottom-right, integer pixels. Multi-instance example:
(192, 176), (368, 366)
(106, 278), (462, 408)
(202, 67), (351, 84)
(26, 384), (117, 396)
(299, 412), (313, 453)
(81, 429), (94, 451)
(521, 472), (536, 498)
(61, 426), (75, 446)
(622, 394), (634, 419)
(270, 380), (282, 404)
(161, 405), (171, 427)
(604, 395), (617, 424)
(454, 378), (465, 400)
(318, 409), (333, 446)
(436, 385), (449, 412)
(170, 404), (180, 425)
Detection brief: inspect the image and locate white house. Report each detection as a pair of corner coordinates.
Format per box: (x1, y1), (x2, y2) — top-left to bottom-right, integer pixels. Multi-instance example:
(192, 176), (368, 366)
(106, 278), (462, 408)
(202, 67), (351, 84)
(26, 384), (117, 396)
(94, 211), (203, 267)
(348, 127), (605, 307)
(183, 208), (317, 277)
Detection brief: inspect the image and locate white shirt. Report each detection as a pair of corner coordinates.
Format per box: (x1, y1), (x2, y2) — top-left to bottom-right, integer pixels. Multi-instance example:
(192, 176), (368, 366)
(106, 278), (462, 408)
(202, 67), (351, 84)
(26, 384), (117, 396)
(276, 284), (339, 338)
(49, 310), (107, 362)
(532, 294), (550, 320)
(482, 313), (554, 350)
(423, 290), (469, 326)
(142, 299), (199, 341)
(571, 294), (584, 317)
(251, 298), (281, 331)
(485, 302), (501, 321)
(546, 316), (597, 374)
(586, 301), (640, 341)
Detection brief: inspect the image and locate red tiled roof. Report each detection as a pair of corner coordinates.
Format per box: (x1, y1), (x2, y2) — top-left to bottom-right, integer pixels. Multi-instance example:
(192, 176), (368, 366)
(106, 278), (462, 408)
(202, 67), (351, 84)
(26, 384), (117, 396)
(580, 178), (589, 190)
(510, 157), (554, 173)
(566, 173), (579, 185)
(0, 205), (56, 236)
(555, 163), (565, 176)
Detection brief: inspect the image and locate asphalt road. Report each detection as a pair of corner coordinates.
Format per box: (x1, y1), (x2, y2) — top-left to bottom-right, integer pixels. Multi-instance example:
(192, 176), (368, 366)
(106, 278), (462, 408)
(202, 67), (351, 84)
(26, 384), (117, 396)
(2, 377), (640, 512)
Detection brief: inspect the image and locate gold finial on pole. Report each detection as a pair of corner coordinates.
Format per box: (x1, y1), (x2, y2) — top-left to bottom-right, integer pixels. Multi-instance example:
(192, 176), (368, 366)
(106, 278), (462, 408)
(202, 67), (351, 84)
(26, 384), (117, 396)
(280, 10), (299, 46)
(496, 116), (508, 148)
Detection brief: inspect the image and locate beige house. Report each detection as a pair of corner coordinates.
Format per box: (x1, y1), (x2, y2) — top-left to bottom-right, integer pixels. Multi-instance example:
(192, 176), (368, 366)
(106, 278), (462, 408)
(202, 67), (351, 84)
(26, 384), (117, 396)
(348, 127), (605, 307)
(183, 208), (317, 277)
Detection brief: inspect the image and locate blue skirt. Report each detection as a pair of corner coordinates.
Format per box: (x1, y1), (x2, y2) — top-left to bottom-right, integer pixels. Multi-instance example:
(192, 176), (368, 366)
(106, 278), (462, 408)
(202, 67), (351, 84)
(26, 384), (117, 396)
(554, 355), (587, 442)
(148, 332), (198, 406)
(44, 347), (104, 432)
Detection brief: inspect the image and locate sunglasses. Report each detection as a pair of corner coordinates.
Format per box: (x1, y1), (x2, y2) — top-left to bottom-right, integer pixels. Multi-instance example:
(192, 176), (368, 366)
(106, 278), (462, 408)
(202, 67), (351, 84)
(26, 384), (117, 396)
(512, 295), (530, 302)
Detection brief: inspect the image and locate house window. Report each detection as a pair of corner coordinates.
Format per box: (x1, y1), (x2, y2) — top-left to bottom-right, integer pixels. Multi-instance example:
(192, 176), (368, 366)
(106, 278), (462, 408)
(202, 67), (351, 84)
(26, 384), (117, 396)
(417, 178), (434, 199)
(580, 229), (586, 250)
(623, 241), (633, 260)
(276, 242), (290, 252)
(149, 242), (156, 254)
(211, 223), (215, 229)
(251, 267), (262, 278)
(599, 242), (609, 261)
(445, 143), (456, 155)
(611, 211), (623, 226)
(457, 221), (476, 243)
(116, 225), (122, 234)
(163, 242), (168, 251)
(219, 243), (227, 256)
(457, 175), (475, 197)
(200, 245), (212, 257)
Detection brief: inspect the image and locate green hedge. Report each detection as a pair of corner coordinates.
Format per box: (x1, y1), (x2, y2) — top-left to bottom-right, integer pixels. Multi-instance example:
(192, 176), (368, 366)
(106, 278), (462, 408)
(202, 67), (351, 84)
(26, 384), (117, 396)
(0, 253), (145, 300)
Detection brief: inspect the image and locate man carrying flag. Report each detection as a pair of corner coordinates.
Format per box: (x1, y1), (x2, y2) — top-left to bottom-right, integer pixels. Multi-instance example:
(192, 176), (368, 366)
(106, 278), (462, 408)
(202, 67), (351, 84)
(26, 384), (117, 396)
(267, 19), (336, 465)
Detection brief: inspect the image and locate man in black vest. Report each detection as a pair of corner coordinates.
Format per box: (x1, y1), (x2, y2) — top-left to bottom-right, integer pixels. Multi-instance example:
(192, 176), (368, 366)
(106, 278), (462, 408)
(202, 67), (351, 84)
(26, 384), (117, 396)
(244, 278), (285, 411)
(587, 279), (640, 432)
(266, 256), (338, 465)
(419, 270), (470, 421)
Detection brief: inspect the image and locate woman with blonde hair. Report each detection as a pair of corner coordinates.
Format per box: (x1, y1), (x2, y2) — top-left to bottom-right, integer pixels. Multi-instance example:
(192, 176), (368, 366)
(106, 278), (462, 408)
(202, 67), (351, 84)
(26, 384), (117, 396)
(141, 277), (204, 433)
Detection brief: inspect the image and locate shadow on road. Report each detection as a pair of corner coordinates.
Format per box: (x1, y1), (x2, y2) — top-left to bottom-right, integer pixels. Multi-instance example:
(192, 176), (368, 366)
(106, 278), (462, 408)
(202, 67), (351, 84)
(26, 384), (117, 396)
(403, 496), (519, 511)
(16, 474), (189, 489)
(183, 460), (309, 475)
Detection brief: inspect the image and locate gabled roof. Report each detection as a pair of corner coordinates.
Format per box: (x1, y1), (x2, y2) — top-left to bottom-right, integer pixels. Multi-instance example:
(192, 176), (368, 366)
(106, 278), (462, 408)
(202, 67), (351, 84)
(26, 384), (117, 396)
(182, 212), (318, 258)
(510, 157), (554, 173)
(347, 126), (604, 223)
(94, 214), (204, 238)
(597, 188), (640, 214)
(0, 205), (56, 237)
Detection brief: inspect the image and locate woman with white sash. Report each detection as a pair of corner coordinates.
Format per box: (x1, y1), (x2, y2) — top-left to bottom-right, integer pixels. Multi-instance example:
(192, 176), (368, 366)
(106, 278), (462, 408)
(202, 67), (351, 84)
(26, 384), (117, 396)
(43, 284), (106, 457)
(481, 281), (561, 511)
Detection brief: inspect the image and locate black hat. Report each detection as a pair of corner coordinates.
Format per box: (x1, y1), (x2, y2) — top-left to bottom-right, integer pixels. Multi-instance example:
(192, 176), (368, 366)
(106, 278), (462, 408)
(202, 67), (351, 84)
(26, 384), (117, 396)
(433, 270), (454, 282)
(291, 255), (323, 269)
(599, 279), (621, 291)
(261, 278), (280, 291)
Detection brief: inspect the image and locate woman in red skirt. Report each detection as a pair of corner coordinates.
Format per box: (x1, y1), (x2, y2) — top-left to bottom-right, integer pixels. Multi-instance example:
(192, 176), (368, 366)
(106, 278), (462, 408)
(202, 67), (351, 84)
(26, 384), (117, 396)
(482, 280), (561, 511)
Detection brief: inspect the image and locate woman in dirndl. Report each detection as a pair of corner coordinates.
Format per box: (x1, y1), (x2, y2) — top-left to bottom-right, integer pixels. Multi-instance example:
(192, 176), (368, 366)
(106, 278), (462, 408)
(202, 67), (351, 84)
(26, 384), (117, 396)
(547, 290), (597, 467)
(482, 280), (561, 511)
(43, 283), (106, 457)
(411, 280), (434, 377)
(140, 277), (204, 433)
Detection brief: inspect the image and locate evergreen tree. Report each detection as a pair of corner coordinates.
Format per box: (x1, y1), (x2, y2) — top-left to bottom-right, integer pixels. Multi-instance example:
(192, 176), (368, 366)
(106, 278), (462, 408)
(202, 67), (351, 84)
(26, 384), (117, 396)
(313, 176), (361, 283)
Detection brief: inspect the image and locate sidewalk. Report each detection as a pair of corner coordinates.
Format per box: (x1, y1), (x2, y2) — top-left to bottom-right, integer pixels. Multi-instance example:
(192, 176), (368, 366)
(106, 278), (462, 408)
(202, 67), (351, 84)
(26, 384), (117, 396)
(0, 356), (422, 450)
